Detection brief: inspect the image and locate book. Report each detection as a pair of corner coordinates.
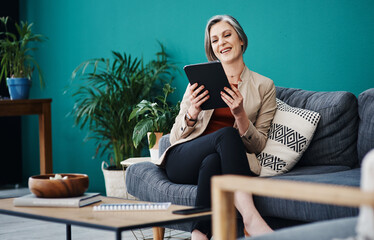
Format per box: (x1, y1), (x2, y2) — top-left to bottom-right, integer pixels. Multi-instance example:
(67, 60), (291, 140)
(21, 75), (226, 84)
(13, 193), (101, 208)
(93, 202), (171, 211)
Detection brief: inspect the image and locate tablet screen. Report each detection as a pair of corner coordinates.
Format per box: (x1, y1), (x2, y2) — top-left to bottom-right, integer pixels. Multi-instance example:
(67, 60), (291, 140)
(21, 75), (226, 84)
(184, 61), (231, 110)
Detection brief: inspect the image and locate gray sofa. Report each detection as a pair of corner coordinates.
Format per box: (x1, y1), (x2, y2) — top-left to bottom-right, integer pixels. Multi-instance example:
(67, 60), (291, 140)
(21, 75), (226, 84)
(249, 217), (358, 240)
(126, 87), (374, 235)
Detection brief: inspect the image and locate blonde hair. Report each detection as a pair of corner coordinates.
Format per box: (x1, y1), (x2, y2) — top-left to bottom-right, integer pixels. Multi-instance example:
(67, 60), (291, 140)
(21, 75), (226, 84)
(204, 15), (248, 61)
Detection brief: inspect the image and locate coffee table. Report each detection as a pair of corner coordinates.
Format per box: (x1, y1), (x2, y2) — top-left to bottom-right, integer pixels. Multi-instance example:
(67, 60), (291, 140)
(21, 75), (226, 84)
(0, 196), (211, 240)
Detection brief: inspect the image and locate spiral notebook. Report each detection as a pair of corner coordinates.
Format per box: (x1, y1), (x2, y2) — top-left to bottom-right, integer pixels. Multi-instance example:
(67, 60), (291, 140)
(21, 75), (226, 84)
(93, 202), (171, 211)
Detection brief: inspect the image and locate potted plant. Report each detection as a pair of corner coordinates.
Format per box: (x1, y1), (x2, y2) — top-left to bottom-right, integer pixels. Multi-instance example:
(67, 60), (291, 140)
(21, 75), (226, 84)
(69, 45), (176, 197)
(129, 83), (180, 160)
(0, 17), (46, 99)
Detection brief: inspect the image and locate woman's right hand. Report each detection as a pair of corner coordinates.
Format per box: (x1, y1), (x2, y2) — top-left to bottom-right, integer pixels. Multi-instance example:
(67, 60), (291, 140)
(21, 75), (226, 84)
(187, 83), (209, 119)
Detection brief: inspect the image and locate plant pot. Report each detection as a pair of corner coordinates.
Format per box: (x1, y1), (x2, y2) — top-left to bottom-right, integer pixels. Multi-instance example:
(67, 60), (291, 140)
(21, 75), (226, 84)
(101, 161), (135, 199)
(6, 78), (31, 100)
(147, 132), (164, 161)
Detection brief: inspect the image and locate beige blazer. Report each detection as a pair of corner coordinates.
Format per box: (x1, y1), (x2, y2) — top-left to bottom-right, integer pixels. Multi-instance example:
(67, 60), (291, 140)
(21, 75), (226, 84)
(155, 66), (277, 175)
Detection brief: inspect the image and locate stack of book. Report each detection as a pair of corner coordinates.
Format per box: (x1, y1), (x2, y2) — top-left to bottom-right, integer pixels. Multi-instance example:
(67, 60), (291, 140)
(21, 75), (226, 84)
(13, 192), (101, 208)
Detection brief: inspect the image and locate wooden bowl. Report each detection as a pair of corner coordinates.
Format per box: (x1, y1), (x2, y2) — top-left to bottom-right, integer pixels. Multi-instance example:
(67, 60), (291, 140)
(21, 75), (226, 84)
(28, 174), (89, 198)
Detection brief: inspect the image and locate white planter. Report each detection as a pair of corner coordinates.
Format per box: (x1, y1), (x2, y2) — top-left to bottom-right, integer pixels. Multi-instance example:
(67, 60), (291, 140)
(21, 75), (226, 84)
(149, 148), (159, 161)
(101, 161), (135, 199)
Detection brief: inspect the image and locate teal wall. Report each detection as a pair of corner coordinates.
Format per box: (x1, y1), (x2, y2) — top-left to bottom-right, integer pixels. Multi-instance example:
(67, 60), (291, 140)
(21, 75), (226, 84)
(19, 0), (374, 193)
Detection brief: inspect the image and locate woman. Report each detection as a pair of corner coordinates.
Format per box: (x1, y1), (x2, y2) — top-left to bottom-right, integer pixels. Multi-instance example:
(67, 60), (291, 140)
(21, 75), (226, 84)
(155, 15), (276, 239)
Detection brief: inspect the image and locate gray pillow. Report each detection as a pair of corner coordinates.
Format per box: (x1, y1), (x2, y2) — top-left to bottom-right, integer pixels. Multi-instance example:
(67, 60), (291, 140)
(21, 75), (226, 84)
(358, 88), (374, 164)
(275, 87), (358, 168)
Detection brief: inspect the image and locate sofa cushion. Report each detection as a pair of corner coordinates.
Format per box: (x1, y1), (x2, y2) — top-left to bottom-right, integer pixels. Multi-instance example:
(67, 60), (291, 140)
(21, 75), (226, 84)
(259, 99), (321, 176)
(254, 168), (360, 222)
(358, 88), (374, 164)
(279, 165), (351, 176)
(275, 87), (359, 168)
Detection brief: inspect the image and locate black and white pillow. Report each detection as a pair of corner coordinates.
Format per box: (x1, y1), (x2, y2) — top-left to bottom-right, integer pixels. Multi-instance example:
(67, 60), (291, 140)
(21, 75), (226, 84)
(258, 99), (321, 176)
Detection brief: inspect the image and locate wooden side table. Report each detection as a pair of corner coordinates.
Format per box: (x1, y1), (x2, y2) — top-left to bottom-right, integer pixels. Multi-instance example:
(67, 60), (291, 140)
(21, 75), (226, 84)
(0, 99), (53, 174)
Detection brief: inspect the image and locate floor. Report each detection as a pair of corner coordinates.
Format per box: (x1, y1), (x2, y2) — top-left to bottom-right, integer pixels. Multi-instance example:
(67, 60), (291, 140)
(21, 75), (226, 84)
(0, 185), (191, 240)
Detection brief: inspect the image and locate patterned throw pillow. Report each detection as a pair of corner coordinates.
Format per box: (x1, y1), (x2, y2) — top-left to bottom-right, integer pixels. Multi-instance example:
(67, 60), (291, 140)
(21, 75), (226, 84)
(258, 99), (321, 177)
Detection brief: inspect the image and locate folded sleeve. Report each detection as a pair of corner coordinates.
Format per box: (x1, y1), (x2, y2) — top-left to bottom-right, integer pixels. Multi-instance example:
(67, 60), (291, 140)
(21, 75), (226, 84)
(241, 80), (276, 154)
(169, 85), (197, 144)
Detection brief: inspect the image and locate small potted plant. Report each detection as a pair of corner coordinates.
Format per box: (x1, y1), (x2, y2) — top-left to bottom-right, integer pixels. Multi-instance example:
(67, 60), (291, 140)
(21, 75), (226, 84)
(0, 17), (46, 99)
(129, 83), (180, 160)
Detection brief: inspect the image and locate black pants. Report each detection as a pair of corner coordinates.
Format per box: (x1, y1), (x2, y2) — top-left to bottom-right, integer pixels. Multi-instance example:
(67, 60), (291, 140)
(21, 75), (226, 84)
(165, 127), (255, 237)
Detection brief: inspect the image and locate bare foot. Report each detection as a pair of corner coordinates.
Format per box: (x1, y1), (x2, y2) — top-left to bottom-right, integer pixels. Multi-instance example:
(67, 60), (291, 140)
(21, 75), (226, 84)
(234, 191), (273, 237)
(244, 214), (273, 236)
(191, 229), (209, 240)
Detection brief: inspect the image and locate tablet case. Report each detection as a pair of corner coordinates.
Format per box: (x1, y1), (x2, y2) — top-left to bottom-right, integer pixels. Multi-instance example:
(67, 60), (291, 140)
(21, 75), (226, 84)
(183, 61), (231, 110)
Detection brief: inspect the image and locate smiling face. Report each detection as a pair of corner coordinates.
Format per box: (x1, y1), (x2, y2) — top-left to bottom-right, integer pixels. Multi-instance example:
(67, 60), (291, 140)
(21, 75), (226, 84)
(209, 21), (244, 65)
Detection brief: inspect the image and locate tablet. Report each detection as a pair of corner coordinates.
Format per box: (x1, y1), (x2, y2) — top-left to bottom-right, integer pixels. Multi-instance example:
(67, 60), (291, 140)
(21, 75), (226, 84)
(172, 206), (211, 215)
(184, 61), (231, 110)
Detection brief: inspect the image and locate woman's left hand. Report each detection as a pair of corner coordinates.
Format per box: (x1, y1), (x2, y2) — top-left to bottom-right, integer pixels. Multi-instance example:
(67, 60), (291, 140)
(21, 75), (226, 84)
(220, 84), (244, 117)
(221, 84), (250, 136)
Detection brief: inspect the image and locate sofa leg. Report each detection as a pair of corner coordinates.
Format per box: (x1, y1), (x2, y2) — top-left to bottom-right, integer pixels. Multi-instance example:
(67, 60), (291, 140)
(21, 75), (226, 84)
(153, 227), (165, 240)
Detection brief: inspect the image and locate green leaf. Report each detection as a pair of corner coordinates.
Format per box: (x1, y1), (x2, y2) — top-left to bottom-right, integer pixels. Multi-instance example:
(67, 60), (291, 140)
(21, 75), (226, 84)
(132, 119), (153, 148)
(148, 132), (156, 149)
(128, 108), (139, 121)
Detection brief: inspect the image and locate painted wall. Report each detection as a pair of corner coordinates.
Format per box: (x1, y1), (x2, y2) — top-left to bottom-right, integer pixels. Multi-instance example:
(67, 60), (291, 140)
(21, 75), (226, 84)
(19, 0), (374, 193)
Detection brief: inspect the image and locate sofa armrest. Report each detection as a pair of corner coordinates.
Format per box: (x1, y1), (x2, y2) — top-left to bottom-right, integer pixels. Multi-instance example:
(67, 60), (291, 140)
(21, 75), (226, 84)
(211, 175), (374, 240)
(159, 134), (171, 158)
